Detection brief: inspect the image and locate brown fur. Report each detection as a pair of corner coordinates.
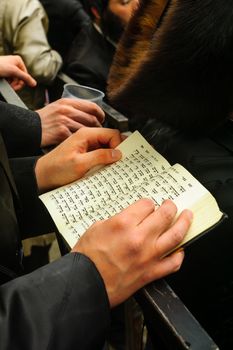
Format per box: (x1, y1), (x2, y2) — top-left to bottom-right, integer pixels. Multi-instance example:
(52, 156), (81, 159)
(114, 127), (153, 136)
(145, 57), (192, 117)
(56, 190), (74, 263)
(107, 0), (233, 133)
(107, 0), (169, 95)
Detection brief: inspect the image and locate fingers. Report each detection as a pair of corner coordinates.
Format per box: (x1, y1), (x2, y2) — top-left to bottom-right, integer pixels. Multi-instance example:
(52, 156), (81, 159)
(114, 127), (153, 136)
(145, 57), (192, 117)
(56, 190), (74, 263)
(13, 55), (28, 72)
(11, 66), (37, 88)
(137, 199), (192, 256)
(9, 78), (24, 91)
(9, 56), (36, 87)
(77, 148), (122, 175)
(139, 200), (178, 237)
(64, 110), (102, 128)
(111, 199), (156, 228)
(155, 208), (193, 256)
(87, 128), (123, 149)
(147, 250), (185, 282)
(59, 98), (105, 124)
(74, 127), (123, 150)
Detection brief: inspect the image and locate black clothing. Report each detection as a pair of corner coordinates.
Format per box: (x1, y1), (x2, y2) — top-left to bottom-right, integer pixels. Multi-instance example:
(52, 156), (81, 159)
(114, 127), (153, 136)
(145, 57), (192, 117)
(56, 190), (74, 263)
(0, 101), (54, 280)
(0, 101), (41, 157)
(40, 0), (91, 58)
(0, 253), (110, 349)
(64, 23), (115, 93)
(142, 119), (233, 349)
(0, 102), (111, 349)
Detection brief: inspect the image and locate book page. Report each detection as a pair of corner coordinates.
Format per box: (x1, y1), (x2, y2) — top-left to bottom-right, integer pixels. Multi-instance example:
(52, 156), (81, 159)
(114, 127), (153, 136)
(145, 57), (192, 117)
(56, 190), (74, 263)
(158, 164), (222, 247)
(40, 132), (222, 248)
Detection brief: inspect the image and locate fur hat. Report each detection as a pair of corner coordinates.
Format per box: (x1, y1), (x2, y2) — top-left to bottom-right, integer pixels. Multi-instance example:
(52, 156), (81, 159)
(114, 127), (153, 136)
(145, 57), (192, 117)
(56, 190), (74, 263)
(107, 0), (233, 134)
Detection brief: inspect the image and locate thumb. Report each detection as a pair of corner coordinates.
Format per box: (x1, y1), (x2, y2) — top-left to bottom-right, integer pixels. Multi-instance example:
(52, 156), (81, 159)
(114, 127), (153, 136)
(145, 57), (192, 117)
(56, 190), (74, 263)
(80, 148), (122, 174)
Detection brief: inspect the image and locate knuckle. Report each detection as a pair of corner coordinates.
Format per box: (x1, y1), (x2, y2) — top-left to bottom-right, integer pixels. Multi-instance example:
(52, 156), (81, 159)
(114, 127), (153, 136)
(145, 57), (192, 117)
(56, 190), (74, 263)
(92, 117), (99, 126)
(160, 203), (176, 223)
(128, 237), (143, 255)
(171, 227), (185, 245)
(89, 103), (99, 114)
(57, 125), (69, 137)
(58, 106), (68, 115)
(59, 115), (68, 124)
(97, 149), (112, 163)
(161, 209), (174, 223)
(114, 215), (130, 230)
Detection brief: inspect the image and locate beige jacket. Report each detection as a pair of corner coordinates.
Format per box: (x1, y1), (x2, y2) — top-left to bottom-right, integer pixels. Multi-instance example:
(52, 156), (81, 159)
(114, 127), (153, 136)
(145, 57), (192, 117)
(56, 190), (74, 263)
(0, 0), (62, 109)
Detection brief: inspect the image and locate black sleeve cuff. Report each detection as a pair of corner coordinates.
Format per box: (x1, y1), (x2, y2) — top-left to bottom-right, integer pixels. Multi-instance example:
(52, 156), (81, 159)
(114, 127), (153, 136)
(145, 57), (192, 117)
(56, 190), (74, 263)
(0, 101), (42, 157)
(9, 156), (56, 238)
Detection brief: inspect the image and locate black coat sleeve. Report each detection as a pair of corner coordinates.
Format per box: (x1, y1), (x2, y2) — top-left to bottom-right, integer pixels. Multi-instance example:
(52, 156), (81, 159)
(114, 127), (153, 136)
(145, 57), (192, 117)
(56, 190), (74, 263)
(9, 156), (56, 238)
(0, 101), (42, 157)
(0, 253), (111, 350)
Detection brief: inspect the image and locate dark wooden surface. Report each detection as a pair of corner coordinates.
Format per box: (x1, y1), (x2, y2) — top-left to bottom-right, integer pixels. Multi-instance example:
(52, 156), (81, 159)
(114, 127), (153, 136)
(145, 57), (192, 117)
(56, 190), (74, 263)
(137, 280), (219, 349)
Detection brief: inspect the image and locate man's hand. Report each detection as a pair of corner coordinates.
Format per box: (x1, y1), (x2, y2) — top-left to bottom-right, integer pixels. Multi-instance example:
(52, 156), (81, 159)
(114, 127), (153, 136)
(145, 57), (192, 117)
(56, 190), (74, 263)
(0, 55), (36, 90)
(37, 98), (105, 147)
(73, 199), (193, 307)
(35, 127), (122, 192)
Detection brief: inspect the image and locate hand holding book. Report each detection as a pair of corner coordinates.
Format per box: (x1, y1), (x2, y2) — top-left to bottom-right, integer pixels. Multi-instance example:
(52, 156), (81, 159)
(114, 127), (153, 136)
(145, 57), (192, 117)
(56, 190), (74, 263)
(37, 127), (221, 306)
(40, 130), (224, 249)
(71, 198), (192, 307)
(35, 127), (122, 192)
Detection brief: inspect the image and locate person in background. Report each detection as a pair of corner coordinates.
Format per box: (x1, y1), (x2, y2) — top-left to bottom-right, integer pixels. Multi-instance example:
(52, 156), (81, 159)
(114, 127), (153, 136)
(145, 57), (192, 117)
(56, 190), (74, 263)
(64, 0), (139, 93)
(0, 0), (62, 109)
(39, 0), (91, 59)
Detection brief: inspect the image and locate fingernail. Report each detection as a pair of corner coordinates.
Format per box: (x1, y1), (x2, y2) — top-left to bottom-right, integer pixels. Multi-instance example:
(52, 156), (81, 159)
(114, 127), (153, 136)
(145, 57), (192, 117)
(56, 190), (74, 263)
(186, 210), (193, 221)
(176, 248), (185, 258)
(111, 149), (122, 159)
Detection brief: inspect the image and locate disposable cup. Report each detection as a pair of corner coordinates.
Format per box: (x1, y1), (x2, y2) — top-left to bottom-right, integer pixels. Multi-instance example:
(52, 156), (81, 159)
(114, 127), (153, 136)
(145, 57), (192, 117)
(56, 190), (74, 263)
(62, 83), (105, 106)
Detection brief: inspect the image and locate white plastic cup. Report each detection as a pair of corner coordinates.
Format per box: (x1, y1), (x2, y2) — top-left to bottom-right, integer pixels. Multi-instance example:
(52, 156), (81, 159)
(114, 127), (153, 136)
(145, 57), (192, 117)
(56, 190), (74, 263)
(62, 83), (105, 106)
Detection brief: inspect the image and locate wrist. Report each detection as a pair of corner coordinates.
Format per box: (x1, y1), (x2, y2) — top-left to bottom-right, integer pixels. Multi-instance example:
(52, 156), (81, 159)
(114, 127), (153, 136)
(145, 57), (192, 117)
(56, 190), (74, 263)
(34, 156), (50, 193)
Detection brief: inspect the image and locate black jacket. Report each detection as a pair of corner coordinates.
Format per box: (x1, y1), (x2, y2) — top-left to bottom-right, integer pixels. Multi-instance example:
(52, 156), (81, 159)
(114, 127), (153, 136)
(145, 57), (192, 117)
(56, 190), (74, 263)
(0, 102), (110, 349)
(40, 0), (91, 58)
(65, 23), (116, 93)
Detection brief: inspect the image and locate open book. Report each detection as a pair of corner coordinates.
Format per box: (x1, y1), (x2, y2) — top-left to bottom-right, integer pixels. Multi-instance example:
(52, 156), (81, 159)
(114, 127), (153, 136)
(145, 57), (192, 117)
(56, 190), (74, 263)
(40, 131), (224, 248)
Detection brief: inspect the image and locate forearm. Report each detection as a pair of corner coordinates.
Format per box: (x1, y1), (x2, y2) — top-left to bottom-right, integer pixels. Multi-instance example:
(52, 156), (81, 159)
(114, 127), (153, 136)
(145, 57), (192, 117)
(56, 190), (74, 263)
(0, 253), (110, 350)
